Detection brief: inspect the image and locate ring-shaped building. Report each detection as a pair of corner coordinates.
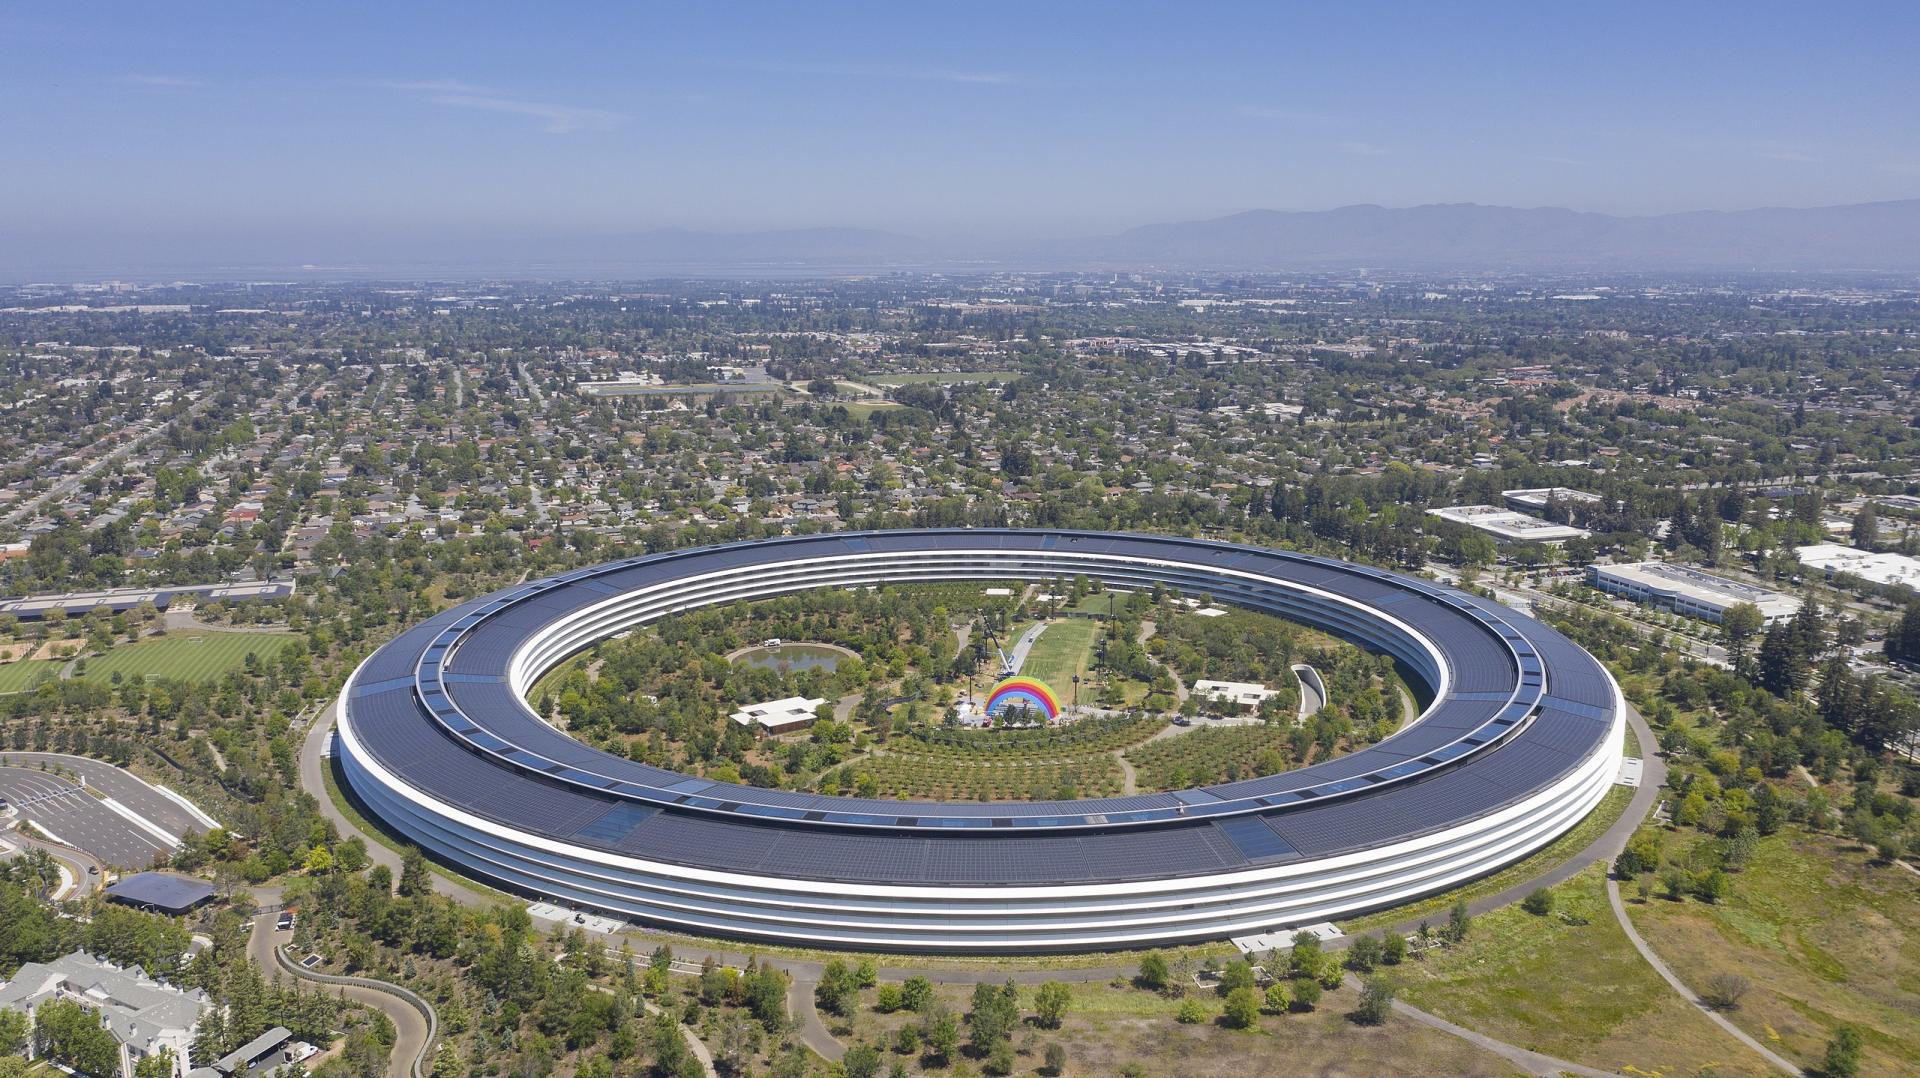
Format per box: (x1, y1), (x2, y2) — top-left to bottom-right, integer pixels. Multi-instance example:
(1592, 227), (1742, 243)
(337, 529), (1623, 952)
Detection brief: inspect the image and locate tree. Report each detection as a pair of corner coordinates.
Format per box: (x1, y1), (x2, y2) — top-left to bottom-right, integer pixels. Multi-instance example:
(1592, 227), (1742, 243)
(1345, 934), (1381, 972)
(134, 1047), (178, 1078)
(398, 846), (431, 898)
(1851, 504), (1879, 551)
(0, 1010), (27, 1056)
(1043, 1042), (1068, 1076)
(1353, 976), (1397, 1025)
(1222, 985), (1261, 1029)
(1522, 887), (1554, 916)
(967, 981), (1021, 1054)
(816, 958), (859, 1018)
(1289, 975), (1321, 1011)
(1380, 932), (1407, 965)
(921, 1005), (960, 1063)
(1719, 603), (1764, 671)
(1887, 605), (1920, 665)
(1033, 981), (1071, 1029)
(1444, 898), (1473, 943)
(1136, 952), (1170, 991)
(1217, 959), (1256, 995)
(842, 1044), (882, 1078)
(1820, 1026), (1862, 1078)
(32, 998), (120, 1077)
(1702, 972), (1750, 1011)
(1262, 981), (1292, 1014)
(901, 975), (933, 1014)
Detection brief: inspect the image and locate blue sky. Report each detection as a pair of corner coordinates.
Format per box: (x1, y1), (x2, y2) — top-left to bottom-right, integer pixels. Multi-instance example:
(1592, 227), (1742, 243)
(4, 1), (1918, 264)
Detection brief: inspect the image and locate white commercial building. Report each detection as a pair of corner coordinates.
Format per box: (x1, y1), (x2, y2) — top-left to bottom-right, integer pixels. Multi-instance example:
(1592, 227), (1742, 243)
(0, 951), (207, 1078)
(1501, 487), (1602, 514)
(1796, 543), (1920, 591)
(1427, 505), (1590, 544)
(1193, 680), (1279, 707)
(729, 696), (827, 736)
(1588, 561), (1800, 624)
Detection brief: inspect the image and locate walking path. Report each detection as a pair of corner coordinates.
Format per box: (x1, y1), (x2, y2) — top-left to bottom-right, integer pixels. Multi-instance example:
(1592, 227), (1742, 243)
(1375, 979), (1617, 1078)
(1604, 878), (1799, 1075)
(248, 887), (436, 1078)
(300, 689), (1676, 1073)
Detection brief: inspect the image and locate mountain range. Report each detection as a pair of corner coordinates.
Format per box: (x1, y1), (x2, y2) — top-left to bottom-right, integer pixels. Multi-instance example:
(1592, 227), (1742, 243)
(503, 199), (1920, 275)
(11, 199), (1920, 280)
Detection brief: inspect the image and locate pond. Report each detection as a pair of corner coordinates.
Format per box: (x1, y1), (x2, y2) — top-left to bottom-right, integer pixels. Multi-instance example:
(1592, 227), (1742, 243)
(731, 642), (849, 675)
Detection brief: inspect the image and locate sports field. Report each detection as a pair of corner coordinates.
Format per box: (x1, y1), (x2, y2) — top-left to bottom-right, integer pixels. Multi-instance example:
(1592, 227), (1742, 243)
(78, 631), (301, 684)
(1019, 618), (1099, 695)
(870, 371), (1016, 386)
(0, 659), (62, 693)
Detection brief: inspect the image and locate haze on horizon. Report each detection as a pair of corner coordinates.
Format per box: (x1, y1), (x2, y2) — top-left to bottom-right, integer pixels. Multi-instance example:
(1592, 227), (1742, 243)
(3, 1), (1918, 275)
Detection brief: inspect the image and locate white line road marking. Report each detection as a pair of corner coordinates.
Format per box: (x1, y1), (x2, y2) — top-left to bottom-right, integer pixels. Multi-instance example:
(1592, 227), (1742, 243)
(100, 796), (182, 848)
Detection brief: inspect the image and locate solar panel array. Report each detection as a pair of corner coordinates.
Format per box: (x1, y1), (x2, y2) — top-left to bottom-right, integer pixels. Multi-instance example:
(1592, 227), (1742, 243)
(344, 529), (1618, 887)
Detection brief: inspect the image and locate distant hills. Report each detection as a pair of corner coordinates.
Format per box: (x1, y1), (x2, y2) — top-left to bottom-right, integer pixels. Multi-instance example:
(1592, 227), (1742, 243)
(10, 199), (1920, 280)
(1063, 200), (1920, 271)
(520, 199), (1920, 274)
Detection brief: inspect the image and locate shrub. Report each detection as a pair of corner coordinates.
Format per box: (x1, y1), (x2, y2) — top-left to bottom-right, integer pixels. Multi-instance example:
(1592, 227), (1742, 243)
(1522, 887), (1554, 915)
(1042, 1042), (1068, 1076)
(1175, 997), (1208, 1024)
(1136, 953), (1170, 991)
(1380, 932), (1407, 965)
(1223, 986), (1261, 1029)
(1262, 981), (1292, 1014)
(1033, 981), (1071, 1029)
(1346, 934), (1381, 971)
(1353, 975), (1396, 1025)
(1702, 972), (1750, 1011)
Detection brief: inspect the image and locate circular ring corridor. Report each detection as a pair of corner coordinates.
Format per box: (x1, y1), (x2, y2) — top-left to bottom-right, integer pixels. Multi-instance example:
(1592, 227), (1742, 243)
(336, 529), (1624, 953)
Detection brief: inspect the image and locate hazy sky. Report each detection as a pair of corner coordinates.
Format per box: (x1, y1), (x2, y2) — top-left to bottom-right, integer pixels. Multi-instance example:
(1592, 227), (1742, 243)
(4, 1), (1918, 269)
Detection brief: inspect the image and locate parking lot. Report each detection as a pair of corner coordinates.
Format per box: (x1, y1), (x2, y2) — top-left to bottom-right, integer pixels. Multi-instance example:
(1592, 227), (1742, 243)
(0, 764), (181, 870)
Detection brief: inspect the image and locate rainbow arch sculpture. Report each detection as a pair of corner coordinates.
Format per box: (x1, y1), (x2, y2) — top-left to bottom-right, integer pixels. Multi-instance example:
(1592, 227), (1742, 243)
(984, 676), (1062, 720)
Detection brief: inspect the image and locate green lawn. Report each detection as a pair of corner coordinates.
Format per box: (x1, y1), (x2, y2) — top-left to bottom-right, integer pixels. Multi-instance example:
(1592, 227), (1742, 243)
(869, 371), (1016, 386)
(1625, 828), (1920, 1075)
(1019, 618), (1099, 695)
(1399, 864), (1770, 1075)
(79, 632), (301, 684)
(834, 401), (904, 420)
(0, 659), (63, 693)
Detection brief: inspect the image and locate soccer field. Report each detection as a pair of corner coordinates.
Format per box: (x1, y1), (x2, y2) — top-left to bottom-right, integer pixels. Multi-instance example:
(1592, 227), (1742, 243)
(0, 659), (62, 694)
(79, 632), (301, 684)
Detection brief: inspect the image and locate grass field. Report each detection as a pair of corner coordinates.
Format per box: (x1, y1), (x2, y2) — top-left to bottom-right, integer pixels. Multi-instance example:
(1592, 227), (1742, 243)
(824, 977), (1518, 1077)
(869, 371), (1016, 386)
(79, 631), (301, 684)
(834, 400), (904, 420)
(1400, 863), (1771, 1075)
(1020, 618), (1099, 692)
(1625, 827), (1920, 1075)
(0, 659), (63, 693)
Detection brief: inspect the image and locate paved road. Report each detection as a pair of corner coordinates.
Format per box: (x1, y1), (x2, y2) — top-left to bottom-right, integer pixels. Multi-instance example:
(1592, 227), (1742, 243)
(1007, 621), (1047, 674)
(0, 826), (105, 899)
(0, 750), (213, 836)
(1605, 879), (1799, 1075)
(301, 693), (1672, 1071)
(1292, 662), (1326, 720)
(0, 765), (174, 869)
(247, 887), (435, 1078)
